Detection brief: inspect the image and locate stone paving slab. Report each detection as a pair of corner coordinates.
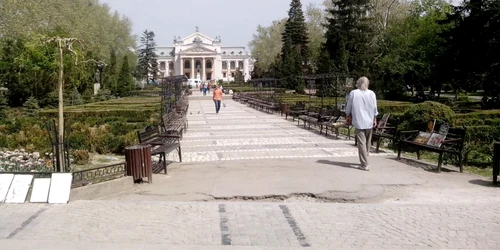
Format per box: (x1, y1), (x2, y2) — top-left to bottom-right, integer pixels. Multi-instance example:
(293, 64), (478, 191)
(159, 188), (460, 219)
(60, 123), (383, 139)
(1, 201), (500, 249)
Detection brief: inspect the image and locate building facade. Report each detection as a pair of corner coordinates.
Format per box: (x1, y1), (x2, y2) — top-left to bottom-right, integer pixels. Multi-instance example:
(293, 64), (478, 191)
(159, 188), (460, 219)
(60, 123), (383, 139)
(155, 30), (254, 82)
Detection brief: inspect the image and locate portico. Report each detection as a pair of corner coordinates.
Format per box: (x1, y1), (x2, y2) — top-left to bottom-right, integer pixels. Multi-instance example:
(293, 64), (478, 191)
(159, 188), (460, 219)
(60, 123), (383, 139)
(155, 29), (254, 82)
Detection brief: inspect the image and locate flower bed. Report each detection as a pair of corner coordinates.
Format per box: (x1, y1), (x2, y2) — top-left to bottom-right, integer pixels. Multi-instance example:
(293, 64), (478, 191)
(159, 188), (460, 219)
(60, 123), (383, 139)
(0, 149), (53, 172)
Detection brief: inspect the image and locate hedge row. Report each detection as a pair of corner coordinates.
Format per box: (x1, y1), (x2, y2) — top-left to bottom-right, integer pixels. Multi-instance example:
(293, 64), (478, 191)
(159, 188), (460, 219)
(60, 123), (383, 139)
(39, 109), (159, 122)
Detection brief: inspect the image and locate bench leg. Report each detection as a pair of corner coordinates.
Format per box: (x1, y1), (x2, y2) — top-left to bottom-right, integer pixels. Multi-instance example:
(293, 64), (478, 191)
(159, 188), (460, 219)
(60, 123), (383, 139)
(163, 156), (167, 175)
(416, 151), (421, 160)
(376, 137), (382, 153)
(178, 146), (182, 162)
(397, 142), (403, 160)
(437, 152), (444, 173)
(458, 154), (463, 173)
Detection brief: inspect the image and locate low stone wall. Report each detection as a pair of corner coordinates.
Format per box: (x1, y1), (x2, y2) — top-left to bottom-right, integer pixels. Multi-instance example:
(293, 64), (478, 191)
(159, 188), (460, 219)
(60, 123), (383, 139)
(70, 176), (135, 201)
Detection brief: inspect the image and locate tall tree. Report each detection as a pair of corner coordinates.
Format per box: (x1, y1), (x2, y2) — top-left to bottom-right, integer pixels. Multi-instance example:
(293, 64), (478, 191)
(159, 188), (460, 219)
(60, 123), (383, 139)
(137, 30), (158, 82)
(103, 49), (118, 93)
(281, 0), (310, 67)
(281, 36), (303, 92)
(323, 0), (374, 77)
(117, 55), (134, 96)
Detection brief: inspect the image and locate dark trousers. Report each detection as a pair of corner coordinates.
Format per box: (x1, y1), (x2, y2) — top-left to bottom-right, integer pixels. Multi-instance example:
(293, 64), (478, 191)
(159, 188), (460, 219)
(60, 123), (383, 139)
(214, 100), (221, 113)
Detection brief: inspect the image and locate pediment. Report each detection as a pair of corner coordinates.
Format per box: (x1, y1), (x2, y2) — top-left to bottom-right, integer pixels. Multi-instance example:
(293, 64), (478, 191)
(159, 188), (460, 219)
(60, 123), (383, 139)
(181, 32), (214, 44)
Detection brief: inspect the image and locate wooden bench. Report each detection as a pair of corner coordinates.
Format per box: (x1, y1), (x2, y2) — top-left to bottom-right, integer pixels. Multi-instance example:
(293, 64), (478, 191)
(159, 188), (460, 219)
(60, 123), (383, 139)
(372, 114), (400, 152)
(354, 114), (400, 152)
(285, 102), (306, 120)
(161, 112), (186, 138)
(137, 125), (182, 174)
(320, 112), (354, 139)
(397, 124), (466, 173)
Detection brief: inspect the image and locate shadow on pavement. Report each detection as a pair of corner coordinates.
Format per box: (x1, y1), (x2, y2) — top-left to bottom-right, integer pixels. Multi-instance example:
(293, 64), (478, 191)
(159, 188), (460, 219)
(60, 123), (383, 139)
(316, 159), (363, 171)
(468, 179), (499, 188)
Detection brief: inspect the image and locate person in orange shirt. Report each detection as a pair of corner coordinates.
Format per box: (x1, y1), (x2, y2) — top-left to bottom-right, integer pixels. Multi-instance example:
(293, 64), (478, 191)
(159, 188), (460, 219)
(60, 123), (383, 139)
(213, 84), (223, 114)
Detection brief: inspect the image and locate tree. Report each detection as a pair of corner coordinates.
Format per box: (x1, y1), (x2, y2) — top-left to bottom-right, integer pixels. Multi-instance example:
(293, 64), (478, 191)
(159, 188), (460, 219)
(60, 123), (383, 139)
(249, 19), (287, 72)
(234, 68), (244, 83)
(137, 30), (159, 82)
(103, 49), (118, 93)
(117, 55), (134, 96)
(323, 0), (375, 76)
(281, 0), (310, 66)
(281, 36), (303, 92)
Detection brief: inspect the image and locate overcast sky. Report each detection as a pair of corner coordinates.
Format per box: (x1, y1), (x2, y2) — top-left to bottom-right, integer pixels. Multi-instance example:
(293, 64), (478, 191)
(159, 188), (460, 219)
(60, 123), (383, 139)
(101, 0), (462, 48)
(100, 0), (325, 47)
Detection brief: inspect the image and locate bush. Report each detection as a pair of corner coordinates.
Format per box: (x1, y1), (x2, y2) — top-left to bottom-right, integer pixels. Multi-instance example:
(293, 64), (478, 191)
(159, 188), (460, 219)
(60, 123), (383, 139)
(401, 101), (455, 130)
(72, 149), (90, 165)
(23, 97), (40, 117)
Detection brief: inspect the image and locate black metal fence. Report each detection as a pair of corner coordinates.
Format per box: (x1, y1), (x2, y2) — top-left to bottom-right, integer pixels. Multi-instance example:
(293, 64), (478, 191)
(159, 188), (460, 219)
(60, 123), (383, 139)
(494, 142), (499, 184)
(301, 73), (355, 109)
(159, 75), (188, 115)
(71, 162), (126, 188)
(46, 119), (71, 172)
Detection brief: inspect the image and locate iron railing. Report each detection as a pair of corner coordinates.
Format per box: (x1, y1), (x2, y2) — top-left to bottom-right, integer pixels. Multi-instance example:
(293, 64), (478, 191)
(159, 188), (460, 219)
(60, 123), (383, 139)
(71, 162), (126, 188)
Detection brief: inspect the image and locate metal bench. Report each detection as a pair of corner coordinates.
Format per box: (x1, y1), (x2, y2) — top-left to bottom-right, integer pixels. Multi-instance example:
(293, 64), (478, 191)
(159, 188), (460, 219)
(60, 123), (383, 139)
(137, 125), (182, 174)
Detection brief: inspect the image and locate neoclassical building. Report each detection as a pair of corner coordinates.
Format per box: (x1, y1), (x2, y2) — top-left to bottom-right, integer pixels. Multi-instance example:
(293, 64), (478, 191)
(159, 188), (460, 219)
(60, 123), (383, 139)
(155, 29), (254, 82)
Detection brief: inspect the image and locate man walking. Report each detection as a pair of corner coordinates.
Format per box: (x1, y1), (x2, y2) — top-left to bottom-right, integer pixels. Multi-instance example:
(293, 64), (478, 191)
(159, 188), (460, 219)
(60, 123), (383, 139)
(345, 77), (378, 171)
(213, 84), (223, 114)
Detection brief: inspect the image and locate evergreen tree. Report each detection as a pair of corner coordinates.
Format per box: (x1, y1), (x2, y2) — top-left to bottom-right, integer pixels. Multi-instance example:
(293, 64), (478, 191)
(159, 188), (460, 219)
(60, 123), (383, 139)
(282, 0), (309, 61)
(281, 36), (304, 92)
(323, 0), (374, 77)
(103, 49), (118, 94)
(117, 55), (134, 97)
(0, 91), (7, 119)
(137, 30), (159, 82)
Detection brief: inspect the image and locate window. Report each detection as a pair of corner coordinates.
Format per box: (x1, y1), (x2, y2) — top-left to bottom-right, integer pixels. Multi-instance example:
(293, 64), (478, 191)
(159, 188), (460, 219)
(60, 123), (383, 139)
(160, 61), (166, 70)
(168, 62), (174, 70)
(238, 61), (243, 69)
(239, 51), (242, 55)
(206, 60), (212, 69)
(222, 61), (227, 70)
(223, 73), (226, 77)
(231, 51), (234, 55)
(184, 60), (191, 69)
(231, 72), (235, 77)
(230, 61), (235, 70)
(195, 60), (201, 69)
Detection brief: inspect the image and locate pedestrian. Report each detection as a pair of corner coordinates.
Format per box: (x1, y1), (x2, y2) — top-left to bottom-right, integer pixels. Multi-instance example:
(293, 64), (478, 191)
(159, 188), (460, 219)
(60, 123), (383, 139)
(207, 82), (211, 94)
(213, 84), (223, 114)
(345, 76), (378, 171)
(203, 83), (207, 96)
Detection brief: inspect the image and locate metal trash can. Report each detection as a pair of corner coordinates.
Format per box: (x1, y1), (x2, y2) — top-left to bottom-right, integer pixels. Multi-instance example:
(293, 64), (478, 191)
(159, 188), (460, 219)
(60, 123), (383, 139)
(125, 145), (153, 184)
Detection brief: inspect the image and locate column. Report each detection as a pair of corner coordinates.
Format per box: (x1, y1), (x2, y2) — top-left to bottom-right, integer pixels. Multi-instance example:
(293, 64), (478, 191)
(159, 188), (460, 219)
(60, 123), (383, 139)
(244, 58), (250, 81)
(191, 58), (195, 79)
(202, 57), (206, 81)
(179, 57), (183, 76)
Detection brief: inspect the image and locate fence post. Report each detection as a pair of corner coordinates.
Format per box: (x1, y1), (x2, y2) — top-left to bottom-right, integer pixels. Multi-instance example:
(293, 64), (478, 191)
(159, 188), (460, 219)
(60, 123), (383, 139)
(493, 142), (499, 184)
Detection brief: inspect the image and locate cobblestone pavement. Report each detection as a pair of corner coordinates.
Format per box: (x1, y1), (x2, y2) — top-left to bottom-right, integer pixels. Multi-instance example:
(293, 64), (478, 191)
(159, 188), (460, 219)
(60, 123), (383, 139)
(1, 201), (500, 249)
(165, 97), (394, 163)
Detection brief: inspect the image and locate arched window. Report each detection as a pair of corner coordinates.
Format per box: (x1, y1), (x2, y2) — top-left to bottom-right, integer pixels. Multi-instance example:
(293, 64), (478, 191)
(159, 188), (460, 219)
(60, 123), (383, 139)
(238, 61), (243, 69)
(195, 60), (201, 69)
(168, 62), (174, 70)
(230, 61), (236, 70)
(206, 60), (212, 69)
(160, 61), (166, 70)
(184, 60), (191, 69)
(222, 61), (227, 70)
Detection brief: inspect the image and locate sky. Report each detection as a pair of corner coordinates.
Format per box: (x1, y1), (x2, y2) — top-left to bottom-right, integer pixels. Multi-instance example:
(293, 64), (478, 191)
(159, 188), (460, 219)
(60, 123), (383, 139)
(100, 0), (325, 48)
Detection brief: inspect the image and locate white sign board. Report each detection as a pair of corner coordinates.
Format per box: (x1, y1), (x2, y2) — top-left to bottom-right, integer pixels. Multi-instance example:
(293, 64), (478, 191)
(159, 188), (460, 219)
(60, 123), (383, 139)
(0, 174), (15, 202)
(30, 178), (52, 203)
(5, 175), (34, 203)
(48, 173), (72, 204)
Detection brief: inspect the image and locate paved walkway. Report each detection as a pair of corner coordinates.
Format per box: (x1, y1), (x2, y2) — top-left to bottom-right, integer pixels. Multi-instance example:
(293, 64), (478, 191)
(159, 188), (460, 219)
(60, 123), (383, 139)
(165, 96), (393, 163)
(1, 93), (500, 249)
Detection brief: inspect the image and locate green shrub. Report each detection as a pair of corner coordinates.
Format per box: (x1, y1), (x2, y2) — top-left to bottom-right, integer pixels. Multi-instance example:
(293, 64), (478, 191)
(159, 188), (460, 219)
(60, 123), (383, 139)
(401, 101), (455, 130)
(23, 97), (40, 117)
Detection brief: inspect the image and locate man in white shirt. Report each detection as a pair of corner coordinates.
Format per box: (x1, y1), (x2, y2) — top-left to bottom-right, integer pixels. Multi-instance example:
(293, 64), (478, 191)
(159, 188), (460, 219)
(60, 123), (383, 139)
(345, 77), (378, 171)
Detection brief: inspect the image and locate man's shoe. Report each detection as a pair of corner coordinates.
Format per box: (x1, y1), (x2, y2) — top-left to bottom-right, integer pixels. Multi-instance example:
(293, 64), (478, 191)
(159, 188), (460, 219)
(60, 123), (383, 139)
(359, 165), (370, 171)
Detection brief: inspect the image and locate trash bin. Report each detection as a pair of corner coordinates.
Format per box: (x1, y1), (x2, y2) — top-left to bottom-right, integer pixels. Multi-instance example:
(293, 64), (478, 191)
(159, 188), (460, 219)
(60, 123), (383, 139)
(125, 145), (153, 184)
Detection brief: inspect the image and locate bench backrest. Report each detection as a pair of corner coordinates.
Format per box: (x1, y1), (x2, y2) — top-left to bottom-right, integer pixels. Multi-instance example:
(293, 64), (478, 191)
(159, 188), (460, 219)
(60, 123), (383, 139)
(162, 112), (177, 127)
(137, 125), (161, 144)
